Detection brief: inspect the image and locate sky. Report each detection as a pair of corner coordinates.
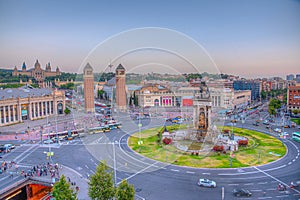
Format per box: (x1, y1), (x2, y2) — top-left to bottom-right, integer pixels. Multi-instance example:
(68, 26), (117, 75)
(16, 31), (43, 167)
(0, 0), (299, 78)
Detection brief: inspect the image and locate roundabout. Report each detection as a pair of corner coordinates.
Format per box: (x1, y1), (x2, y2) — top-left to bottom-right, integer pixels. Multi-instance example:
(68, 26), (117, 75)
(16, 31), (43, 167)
(128, 125), (286, 168)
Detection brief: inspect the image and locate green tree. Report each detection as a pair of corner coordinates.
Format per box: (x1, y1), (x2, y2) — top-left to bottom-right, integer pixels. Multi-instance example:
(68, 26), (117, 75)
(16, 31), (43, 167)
(133, 91), (138, 106)
(268, 106), (276, 116)
(88, 161), (115, 200)
(98, 89), (105, 99)
(292, 110), (299, 115)
(52, 175), (77, 200)
(116, 180), (135, 200)
(64, 107), (71, 115)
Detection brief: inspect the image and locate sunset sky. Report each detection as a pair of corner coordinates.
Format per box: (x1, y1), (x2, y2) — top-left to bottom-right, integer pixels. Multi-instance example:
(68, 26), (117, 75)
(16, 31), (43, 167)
(0, 0), (299, 78)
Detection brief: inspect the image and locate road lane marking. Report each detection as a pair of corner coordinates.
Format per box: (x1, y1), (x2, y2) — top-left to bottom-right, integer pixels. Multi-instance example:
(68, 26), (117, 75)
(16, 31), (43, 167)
(251, 189), (262, 192)
(171, 169), (179, 172)
(118, 161), (159, 184)
(85, 165), (89, 169)
(258, 197), (272, 199)
(186, 171), (195, 174)
(276, 195), (289, 198)
(244, 183), (254, 185)
(254, 166), (300, 194)
(266, 188), (276, 191)
(202, 172), (210, 175)
(228, 184), (239, 186)
(288, 162), (292, 165)
(258, 182), (268, 184)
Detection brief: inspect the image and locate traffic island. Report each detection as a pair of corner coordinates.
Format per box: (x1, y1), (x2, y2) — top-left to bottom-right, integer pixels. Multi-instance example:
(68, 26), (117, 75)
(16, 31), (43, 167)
(128, 126), (286, 168)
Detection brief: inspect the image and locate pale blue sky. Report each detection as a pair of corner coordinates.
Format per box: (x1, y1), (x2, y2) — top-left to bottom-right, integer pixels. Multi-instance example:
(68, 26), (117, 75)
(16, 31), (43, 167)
(0, 0), (299, 78)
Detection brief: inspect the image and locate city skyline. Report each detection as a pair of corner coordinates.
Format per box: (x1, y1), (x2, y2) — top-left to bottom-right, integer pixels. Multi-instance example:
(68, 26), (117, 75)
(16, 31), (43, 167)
(0, 0), (299, 78)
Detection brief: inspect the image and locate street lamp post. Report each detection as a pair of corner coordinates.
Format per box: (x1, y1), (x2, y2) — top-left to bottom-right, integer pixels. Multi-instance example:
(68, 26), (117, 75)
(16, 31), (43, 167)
(113, 140), (117, 186)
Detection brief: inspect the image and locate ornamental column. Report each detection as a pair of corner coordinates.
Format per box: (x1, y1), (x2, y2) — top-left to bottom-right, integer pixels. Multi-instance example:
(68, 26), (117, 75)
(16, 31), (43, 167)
(3, 106), (7, 124)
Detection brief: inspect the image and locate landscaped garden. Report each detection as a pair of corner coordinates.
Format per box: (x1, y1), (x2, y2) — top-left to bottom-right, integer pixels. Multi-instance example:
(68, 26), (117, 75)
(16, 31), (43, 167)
(128, 125), (286, 168)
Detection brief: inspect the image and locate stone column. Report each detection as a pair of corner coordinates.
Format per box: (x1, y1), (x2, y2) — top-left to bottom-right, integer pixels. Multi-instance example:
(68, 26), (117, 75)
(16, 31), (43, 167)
(49, 101), (53, 114)
(3, 106), (7, 124)
(8, 105), (11, 123)
(12, 105), (16, 122)
(45, 101), (48, 116)
(17, 97), (22, 123)
(37, 102), (40, 117)
(33, 103), (36, 119)
(41, 101), (44, 116)
(28, 101), (32, 120)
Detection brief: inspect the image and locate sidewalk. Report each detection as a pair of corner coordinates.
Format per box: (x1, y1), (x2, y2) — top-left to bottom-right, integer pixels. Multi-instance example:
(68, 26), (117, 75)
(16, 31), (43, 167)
(60, 165), (90, 200)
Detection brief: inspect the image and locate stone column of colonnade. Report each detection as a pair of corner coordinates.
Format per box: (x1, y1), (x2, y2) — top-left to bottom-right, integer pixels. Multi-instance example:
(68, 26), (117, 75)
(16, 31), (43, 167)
(37, 102), (40, 118)
(3, 106), (7, 124)
(12, 105), (16, 122)
(33, 102), (36, 119)
(41, 102), (44, 117)
(28, 102), (32, 120)
(49, 101), (52, 115)
(7, 105), (11, 123)
(45, 101), (48, 116)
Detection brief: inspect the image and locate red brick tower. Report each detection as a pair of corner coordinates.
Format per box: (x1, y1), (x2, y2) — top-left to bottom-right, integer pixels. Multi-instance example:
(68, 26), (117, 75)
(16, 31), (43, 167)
(115, 64), (126, 111)
(83, 63), (95, 113)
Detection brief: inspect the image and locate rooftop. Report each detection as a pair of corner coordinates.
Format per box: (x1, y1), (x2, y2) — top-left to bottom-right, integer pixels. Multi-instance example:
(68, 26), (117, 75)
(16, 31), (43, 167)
(0, 86), (52, 100)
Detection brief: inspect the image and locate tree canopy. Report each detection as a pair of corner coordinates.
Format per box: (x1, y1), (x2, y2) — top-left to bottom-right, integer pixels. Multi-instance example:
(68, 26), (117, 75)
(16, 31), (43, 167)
(52, 175), (77, 200)
(88, 161), (115, 200)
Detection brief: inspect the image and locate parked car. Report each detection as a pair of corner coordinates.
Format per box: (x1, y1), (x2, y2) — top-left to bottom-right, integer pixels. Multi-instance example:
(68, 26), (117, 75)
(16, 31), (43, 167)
(233, 188), (252, 197)
(252, 122), (259, 126)
(197, 178), (216, 188)
(283, 125), (290, 128)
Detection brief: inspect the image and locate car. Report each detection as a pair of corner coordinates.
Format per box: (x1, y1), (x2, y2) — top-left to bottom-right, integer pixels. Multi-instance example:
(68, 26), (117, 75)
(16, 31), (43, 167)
(4, 144), (15, 150)
(0, 146), (8, 153)
(252, 122), (259, 126)
(263, 120), (269, 125)
(274, 128), (282, 133)
(283, 125), (290, 128)
(233, 188), (252, 197)
(197, 178), (216, 188)
(231, 119), (237, 123)
(43, 139), (54, 144)
(266, 125), (270, 129)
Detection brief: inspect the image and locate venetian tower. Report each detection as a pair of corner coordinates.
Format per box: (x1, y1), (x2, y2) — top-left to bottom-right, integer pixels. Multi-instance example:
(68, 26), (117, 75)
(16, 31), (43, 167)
(115, 64), (126, 111)
(83, 63), (95, 113)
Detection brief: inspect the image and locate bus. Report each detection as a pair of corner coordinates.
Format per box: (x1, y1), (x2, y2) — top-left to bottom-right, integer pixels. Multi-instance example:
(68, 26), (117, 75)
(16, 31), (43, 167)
(88, 126), (110, 134)
(292, 132), (300, 142)
(43, 129), (84, 142)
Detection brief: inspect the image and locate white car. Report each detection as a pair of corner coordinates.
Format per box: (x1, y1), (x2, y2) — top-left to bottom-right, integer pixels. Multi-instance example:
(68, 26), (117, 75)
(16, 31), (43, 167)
(43, 139), (54, 144)
(197, 178), (217, 188)
(4, 144), (15, 150)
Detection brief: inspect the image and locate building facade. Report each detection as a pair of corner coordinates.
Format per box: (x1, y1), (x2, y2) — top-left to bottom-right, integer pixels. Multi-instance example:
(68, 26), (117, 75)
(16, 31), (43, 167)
(286, 74), (294, 81)
(233, 80), (260, 100)
(0, 86), (65, 127)
(83, 63), (95, 113)
(287, 85), (300, 113)
(12, 60), (61, 86)
(115, 64), (127, 111)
